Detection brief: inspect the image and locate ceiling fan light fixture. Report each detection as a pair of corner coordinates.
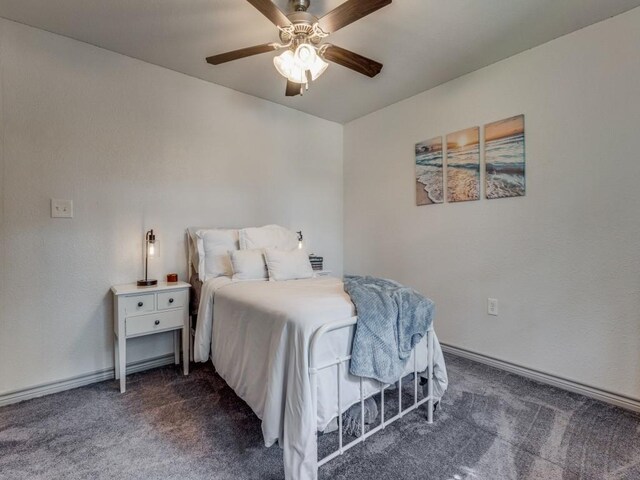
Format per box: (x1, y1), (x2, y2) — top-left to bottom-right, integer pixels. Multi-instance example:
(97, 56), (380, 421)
(274, 44), (328, 85)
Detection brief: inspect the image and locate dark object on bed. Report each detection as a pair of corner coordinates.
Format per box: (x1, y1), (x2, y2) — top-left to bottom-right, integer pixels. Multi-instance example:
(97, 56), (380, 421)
(309, 255), (323, 271)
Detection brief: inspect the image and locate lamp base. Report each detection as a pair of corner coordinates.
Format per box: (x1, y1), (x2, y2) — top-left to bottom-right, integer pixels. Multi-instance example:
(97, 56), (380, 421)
(137, 279), (158, 286)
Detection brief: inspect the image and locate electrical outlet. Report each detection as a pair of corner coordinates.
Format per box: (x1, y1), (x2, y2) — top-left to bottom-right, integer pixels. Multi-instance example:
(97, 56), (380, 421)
(51, 199), (73, 218)
(488, 298), (498, 316)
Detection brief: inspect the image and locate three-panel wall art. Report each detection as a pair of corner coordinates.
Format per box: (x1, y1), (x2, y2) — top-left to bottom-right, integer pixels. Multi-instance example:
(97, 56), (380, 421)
(415, 114), (525, 205)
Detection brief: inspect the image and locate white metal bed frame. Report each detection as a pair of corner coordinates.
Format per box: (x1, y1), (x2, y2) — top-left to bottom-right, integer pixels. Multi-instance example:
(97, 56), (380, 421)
(187, 232), (436, 476)
(310, 316), (435, 470)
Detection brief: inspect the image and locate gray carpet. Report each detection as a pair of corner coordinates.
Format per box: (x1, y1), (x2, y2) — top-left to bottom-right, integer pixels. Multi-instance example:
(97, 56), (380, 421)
(2, 353), (640, 480)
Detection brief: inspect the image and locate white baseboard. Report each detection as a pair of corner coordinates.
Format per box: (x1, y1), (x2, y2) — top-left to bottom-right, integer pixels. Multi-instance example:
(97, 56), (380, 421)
(441, 343), (640, 413)
(0, 354), (175, 408)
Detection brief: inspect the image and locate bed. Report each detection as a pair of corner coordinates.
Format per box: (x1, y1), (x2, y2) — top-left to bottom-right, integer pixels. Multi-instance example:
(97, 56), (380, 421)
(187, 226), (448, 480)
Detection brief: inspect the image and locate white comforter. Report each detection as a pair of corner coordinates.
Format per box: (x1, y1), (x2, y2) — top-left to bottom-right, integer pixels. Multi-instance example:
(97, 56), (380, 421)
(194, 276), (447, 480)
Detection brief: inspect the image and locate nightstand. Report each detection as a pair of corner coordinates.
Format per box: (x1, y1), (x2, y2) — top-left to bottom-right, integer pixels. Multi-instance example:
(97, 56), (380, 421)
(111, 281), (190, 393)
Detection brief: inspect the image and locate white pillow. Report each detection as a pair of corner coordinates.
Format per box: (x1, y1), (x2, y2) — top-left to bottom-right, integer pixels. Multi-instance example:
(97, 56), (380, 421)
(195, 229), (239, 280)
(230, 249), (268, 281)
(264, 248), (314, 281)
(239, 225), (298, 251)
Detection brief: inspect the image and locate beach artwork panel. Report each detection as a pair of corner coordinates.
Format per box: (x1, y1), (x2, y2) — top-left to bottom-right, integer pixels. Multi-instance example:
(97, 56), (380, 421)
(446, 127), (480, 202)
(485, 114), (526, 199)
(415, 136), (444, 205)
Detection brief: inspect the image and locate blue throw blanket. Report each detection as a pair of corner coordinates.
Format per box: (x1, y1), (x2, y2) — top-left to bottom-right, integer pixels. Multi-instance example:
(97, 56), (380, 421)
(344, 275), (435, 384)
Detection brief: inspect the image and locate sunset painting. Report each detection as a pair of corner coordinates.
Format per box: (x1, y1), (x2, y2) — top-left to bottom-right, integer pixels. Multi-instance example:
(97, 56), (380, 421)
(415, 136), (444, 205)
(446, 127), (480, 202)
(485, 115), (525, 199)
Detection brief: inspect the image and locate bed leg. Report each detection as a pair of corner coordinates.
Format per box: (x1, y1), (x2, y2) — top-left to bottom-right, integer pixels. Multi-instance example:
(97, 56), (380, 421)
(427, 328), (434, 424)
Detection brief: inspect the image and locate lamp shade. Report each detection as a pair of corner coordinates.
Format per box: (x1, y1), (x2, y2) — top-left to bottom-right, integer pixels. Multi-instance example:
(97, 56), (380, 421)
(288, 66), (307, 84)
(294, 44), (317, 69)
(273, 50), (295, 79)
(274, 51), (306, 84)
(147, 238), (159, 258)
(308, 56), (329, 81)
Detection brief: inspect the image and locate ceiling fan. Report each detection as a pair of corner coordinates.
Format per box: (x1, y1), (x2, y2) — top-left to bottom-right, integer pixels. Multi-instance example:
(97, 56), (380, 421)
(206, 0), (392, 97)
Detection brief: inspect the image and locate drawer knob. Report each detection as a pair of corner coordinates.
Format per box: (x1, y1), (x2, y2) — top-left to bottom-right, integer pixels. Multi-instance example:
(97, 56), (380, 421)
(138, 302), (144, 307)
(154, 320), (160, 326)
(169, 298), (174, 304)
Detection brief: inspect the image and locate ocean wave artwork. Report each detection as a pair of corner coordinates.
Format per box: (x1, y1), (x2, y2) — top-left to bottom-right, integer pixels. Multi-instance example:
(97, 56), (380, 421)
(485, 115), (525, 199)
(446, 127), (480, 202)
(415, 136), (444, 205)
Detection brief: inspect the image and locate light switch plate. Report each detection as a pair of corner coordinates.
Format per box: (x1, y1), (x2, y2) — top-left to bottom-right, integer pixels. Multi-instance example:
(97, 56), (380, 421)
(51, 199), (73, 218)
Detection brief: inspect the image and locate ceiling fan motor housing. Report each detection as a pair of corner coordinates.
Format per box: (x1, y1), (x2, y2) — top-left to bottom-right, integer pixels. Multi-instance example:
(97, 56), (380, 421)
(292, 0), (311, 12)
(279, 11), (324, 44)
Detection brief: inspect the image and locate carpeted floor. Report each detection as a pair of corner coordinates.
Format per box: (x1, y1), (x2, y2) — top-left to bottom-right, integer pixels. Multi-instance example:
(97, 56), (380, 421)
(1, 353), (640, 480)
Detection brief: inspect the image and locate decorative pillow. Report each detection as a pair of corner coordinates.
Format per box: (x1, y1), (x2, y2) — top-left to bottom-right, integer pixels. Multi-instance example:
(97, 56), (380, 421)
(195, 229), (239, 281)
(264, 248), (314, 281)
(230, 249), (268, 281)
(239, 225), (298, 251)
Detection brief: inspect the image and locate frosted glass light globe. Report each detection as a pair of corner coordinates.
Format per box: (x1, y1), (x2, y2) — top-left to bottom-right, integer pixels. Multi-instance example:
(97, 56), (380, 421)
(294, 44), (317, 69)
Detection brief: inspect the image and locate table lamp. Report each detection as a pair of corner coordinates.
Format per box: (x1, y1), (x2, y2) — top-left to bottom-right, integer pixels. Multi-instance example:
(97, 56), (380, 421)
(137, 229), (158, 286)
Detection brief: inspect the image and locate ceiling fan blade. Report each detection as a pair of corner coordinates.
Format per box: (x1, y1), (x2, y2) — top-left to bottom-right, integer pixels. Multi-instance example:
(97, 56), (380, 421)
(206, 43), (278, 65)
(323, 45), (383, 77)
(286, 80), (302, 97)
(247, 0), (292, 27)
(318, 0), (392, 34)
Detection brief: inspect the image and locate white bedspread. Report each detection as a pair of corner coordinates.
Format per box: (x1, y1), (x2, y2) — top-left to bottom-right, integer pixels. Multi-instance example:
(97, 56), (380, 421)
(194, 276), (447, 480)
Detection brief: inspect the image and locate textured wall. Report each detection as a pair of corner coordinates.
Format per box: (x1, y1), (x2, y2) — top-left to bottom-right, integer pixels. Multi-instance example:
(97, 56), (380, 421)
(344, 8), (640, 400)
(0, 19), (343, 394)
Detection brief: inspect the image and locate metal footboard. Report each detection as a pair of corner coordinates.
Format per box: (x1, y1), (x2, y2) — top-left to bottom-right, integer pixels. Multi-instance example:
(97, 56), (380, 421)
(309, 317), (435, 468)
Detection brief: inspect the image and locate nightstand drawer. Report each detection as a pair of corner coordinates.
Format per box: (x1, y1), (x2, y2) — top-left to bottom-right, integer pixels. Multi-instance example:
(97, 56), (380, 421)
(157, 290), (188, 311)
(126, 309), (183, 337)
(123, 293), (155, 315)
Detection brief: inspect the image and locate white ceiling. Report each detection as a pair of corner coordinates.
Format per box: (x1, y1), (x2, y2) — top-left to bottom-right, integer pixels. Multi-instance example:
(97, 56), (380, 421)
(1, 0), (639, 123)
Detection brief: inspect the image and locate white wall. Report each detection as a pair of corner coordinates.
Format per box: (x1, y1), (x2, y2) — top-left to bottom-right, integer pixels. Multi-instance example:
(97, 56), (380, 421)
(0, 19), (343, 395)
(344, 8), (640, 400)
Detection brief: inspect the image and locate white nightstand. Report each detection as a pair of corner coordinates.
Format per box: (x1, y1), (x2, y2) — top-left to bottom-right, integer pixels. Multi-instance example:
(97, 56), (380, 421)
(111, 281), (190, 393)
